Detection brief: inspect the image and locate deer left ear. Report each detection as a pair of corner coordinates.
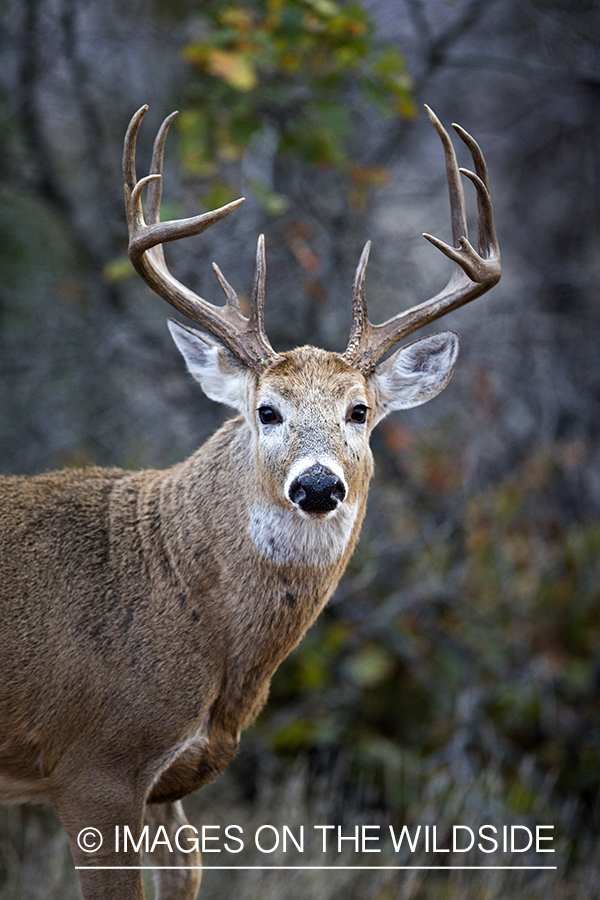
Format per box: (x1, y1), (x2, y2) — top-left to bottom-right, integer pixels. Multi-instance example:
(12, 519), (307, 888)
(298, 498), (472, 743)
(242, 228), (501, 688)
(370, 331), (460, 418)
(168, 319), (252, 413)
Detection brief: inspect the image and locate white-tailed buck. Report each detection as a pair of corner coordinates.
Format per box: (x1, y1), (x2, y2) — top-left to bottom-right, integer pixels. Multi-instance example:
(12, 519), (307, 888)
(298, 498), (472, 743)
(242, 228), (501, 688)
(0, 105), (500, 899)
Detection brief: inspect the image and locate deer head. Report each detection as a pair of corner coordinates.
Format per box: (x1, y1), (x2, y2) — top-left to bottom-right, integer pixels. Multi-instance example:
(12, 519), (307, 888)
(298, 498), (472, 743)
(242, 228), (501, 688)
(124, 105), (500, 560)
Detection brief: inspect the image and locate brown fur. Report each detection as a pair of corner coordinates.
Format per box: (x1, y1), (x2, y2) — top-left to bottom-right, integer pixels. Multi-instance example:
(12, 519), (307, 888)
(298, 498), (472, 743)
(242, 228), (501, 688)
(0, 346), (374, 900)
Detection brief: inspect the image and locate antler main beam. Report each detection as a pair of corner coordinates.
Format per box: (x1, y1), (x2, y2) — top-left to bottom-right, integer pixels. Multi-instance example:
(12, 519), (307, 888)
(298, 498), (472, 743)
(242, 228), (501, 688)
(123, 105), (280, 372)
(341, 106), (501, 375)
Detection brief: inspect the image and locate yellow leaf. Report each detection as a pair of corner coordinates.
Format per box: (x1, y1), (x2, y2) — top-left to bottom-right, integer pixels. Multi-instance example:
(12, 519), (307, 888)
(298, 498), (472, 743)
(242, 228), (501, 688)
(102, 256), (134, 283)
(220, 7), (254, 30)
(181, 44), (207, 68)
(207, 49), (257, 91)
(304, 0), (339, 18)
(396, 95), (417, 120)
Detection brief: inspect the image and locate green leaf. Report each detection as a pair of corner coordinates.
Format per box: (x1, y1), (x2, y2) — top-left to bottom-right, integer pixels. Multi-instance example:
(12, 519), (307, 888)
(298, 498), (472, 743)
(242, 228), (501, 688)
(344, 644), (395, 688)
(248, 178), (290, 216)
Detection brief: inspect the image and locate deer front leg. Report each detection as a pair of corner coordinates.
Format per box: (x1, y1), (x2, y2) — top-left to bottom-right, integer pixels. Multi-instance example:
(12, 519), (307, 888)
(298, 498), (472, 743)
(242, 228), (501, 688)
(54, 772), (146, 900)
(145, 801), (202, 900)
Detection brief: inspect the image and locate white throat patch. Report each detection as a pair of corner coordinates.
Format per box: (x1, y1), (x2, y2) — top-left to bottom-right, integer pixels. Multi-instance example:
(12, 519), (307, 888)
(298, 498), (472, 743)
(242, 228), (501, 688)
(249, 502), (359, 566)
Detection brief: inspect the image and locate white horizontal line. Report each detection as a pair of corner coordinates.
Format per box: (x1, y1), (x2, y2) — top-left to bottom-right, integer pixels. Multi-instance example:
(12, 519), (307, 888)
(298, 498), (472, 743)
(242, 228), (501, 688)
(75, 865), (558, 871)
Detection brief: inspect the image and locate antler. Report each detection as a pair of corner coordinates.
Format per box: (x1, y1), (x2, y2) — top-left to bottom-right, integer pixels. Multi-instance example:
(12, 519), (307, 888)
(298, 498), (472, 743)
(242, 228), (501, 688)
(341, 106), (501, 375)
(123, 105), (280, 372)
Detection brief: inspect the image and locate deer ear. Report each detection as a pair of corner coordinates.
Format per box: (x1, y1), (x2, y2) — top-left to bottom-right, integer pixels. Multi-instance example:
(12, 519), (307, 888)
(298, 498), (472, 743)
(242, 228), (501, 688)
(370, 331), (460, 418)
(168, 319), (252, 412)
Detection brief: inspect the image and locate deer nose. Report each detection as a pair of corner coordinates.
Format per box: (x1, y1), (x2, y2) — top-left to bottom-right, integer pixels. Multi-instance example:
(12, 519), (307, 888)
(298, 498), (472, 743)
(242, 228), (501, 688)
(288, 464), (347, 514)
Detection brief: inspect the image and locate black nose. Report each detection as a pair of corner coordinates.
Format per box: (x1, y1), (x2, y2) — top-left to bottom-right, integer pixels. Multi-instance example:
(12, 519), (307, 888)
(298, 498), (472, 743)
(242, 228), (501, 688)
(288, 464), (346, 514)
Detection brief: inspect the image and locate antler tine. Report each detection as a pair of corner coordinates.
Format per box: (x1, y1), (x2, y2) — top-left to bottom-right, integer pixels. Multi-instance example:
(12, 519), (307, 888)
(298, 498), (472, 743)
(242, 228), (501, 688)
(146, 110), (178, 228)
(250, 234), (266, 327)
(344, 241), (372, 362)
(123, 105), (147, 224)
(247, 235), (278, 360)
(212, 261), (241, 311)
(134, 110), (179, 277)
(453, 123), (488, 190)
(341, 107), (501, 376)
(426, 105), (468, 253)
(453, 123), (498, 265)
(123, 106), (281, 372)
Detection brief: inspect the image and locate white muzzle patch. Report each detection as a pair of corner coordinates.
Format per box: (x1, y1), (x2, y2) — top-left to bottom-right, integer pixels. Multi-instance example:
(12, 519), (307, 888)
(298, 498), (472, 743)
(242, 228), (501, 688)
(249, 501), (359, 566)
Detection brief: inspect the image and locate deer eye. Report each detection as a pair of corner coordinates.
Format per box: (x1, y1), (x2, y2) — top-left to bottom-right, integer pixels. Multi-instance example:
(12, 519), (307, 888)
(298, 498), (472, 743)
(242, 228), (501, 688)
(258, 406), (282, 425)
(347, 404), (368, 424)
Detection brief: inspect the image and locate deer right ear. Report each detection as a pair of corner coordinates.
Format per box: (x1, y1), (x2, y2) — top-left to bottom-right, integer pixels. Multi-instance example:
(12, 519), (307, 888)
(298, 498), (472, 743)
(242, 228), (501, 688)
(168, 320), (252, 413)
(370, 331), (460, 420)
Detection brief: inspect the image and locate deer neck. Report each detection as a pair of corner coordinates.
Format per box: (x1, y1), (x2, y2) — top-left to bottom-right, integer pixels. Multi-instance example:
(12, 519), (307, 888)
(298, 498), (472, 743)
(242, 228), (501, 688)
(146, 414), (368, 714)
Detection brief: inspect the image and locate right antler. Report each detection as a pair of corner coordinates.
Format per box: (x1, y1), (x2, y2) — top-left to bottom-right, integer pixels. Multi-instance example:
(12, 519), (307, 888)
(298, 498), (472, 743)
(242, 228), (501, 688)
(123, 105), (281, 372)
(341, 106), (501, 375)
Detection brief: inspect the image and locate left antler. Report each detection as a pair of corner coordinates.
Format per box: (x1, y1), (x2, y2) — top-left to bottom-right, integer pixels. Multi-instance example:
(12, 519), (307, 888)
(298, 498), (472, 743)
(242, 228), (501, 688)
(341, 106), (501, 375)
(124, 105), (281, 373)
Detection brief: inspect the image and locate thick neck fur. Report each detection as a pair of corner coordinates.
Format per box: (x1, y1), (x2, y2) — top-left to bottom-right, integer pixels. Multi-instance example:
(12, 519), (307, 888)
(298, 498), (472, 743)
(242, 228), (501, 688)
(130, 414), (370, 732)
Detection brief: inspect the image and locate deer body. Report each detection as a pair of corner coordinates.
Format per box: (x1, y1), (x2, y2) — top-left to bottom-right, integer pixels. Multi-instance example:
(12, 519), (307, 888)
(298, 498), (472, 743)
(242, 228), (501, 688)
(0, 351), (370, 799)
(0, 106), (500, 899)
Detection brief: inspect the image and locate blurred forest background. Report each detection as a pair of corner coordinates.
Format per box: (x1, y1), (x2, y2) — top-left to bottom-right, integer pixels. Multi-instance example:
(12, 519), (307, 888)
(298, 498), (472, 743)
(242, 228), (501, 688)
(1, 0), (599, 898)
